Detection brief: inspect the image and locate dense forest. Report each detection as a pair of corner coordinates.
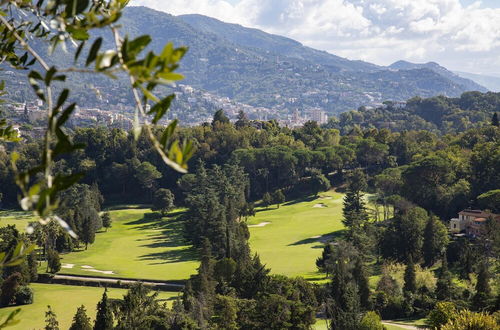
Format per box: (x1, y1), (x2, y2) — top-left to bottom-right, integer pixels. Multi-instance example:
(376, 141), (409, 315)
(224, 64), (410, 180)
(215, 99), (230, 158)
(330, 91), (500, 135)
(1, 94), (499, 328)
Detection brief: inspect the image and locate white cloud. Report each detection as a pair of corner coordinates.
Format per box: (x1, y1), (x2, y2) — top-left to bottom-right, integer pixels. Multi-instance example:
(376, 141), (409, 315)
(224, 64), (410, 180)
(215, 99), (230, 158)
(130, 0), (500, 75)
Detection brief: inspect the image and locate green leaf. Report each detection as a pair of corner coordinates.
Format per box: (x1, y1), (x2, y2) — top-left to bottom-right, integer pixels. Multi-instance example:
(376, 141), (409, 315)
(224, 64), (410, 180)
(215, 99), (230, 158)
(127, 35), (151, 59)
(86, 37), (102, 67)
(74, 41), (86, 64)
(149, 94), (175, 124)
(67, 26), (89, 41)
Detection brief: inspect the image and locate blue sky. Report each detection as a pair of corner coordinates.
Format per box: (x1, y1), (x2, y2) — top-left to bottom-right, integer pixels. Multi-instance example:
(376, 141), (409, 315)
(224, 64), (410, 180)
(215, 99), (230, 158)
(131, 0), (500, 75)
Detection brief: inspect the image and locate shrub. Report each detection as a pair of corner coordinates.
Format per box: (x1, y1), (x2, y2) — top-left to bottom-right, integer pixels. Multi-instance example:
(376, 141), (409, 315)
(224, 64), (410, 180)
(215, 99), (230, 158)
(441, 309), (499, 330)
(359, 311), (386, 330)
(426, 302), (457, 329)
(0, 272), (22, 306)
(15, 286), (34, 305)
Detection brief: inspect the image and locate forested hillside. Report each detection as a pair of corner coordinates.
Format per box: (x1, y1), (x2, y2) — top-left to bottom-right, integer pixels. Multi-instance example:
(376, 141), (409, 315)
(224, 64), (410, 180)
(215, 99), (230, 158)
(331, 91), (500, 134)
(0, 6), (488, 114)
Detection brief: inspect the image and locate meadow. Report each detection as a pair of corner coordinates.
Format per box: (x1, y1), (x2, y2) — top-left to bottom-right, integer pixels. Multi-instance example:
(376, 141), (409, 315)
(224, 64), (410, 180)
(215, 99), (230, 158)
(0, 284), (180, 329)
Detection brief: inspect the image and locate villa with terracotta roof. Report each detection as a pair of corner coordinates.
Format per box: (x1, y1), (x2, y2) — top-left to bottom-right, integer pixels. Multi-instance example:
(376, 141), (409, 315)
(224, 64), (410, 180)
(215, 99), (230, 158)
(449, 209), (499, 238)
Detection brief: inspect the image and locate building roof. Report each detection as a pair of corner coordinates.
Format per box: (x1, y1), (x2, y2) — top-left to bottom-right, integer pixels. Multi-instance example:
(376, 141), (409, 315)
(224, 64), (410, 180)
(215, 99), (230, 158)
(459, 209), (496, 218)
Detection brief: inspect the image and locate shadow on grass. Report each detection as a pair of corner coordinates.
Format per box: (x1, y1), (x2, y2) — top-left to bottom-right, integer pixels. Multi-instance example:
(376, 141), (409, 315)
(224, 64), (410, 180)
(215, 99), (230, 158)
(283, 195), (317, 206)
(124, 211), (198, 264)
(288, 230), (346, 246)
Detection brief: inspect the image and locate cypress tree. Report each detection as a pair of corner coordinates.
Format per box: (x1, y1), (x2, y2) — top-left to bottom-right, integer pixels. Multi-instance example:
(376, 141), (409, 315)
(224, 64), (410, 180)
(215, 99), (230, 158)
(436, 254), (454, 300)
(328, 247), (361, 330)
(472, 262), (491, 310)
(94, 289), (113, 330)
(353, 257), (371, 310)
(69, 305), (92, 330)
(403, 256), (417, 294)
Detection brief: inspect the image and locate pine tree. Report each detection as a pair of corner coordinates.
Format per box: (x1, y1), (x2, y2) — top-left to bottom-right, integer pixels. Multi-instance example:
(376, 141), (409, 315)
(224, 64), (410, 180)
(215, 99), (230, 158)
(342, 169), (369, 229)
(69, 305), (92, 330)
(45, 305), (59, 330)
(353, 257), (371, 310)
(94, 289), (113, 330)
(492, 112), (499, 127)
(403, 256), (417, 294)
(436, 254), (454, 300)
(472, 262), (491, 310)
(423, 216), (449, 267)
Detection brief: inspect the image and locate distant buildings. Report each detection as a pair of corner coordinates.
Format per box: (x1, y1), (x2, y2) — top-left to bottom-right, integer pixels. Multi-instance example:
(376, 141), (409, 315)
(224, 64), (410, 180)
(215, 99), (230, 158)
(450, 209), (499, 238)
(308, 108), (328, 125)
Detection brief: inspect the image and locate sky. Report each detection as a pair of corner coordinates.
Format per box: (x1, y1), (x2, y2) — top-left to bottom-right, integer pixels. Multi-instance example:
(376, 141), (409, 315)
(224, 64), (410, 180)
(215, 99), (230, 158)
(130, 0), (500, 76)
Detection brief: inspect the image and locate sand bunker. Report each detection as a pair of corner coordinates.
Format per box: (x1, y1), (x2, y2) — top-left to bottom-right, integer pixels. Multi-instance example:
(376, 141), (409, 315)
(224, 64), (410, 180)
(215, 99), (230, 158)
(80, 265), (115, 275)
(248, 222), (271, 228)
(61, 263), (74, 269)
(313, 203), (327, 208)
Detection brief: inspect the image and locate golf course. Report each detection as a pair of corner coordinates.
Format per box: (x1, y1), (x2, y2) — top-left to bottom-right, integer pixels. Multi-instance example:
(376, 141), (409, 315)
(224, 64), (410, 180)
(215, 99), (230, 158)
(0, 191), (414, 329)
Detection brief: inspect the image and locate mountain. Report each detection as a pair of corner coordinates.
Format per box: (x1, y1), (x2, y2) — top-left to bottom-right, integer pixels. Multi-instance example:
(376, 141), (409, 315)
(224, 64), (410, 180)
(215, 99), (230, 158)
(2, 6), (488, 116)
(178, 14), (380, 73)
(388, 61), (487, 93)
(454, 71), (500, 92)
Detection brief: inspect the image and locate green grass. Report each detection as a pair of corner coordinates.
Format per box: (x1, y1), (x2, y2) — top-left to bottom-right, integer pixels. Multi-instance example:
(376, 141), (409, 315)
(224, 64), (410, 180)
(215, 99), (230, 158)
(0, 211), (34, 231)
(54, 208), (198, 281)
(248, 191), (345, 278)
(0, 283), (180, 330)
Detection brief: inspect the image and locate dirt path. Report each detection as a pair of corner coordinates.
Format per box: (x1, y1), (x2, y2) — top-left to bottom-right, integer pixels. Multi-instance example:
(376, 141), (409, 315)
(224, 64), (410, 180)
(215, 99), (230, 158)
(37, 273), (185, 291)
(382, 321), (420, 329)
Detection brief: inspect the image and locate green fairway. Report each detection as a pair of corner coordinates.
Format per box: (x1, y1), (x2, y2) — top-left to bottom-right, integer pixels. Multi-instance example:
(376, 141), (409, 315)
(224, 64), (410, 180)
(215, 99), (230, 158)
(0, 211), (34, 231)
(54, 208), (198, 281)
(248, 191), (345, 278)
(0, 283), (180, 330)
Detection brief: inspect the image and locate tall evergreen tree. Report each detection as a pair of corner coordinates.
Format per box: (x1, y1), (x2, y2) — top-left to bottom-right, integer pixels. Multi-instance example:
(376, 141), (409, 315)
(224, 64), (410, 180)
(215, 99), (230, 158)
(436, 254), (454, 301)
(69, 305), (92, 330)
(81, 215), (96, 250)
(403, 256), (417, 294)
(353, 257), (371, 310)
(94, 289), (113, 330)
(45, 305), (59, 330)
(423, 216), (449, 267)
(342, 169), (369, 229)
(472, 262), (491, 310)
(328, 243), (361, 330)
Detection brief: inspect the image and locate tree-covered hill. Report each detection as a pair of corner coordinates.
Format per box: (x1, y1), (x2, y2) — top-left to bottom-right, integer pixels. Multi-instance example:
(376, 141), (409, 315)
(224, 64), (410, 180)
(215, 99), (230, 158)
(1, 6), (489, 115)
(331, 91), (500, 134)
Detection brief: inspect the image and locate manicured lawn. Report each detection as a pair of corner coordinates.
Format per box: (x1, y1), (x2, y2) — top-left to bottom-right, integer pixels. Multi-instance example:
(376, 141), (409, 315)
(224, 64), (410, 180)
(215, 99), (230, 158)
(54, 208), (199, 281)
(248, 191), (346, 278)
(0, 283), (180, 330)
(0, 210), (34, 231)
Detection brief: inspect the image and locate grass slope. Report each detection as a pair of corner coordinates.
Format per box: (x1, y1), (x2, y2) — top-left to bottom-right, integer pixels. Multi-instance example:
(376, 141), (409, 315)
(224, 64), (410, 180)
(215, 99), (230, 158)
(57, 208), (198, 281)
(0, 283), (180, 330)
(248, 191), (345, 280)
(0, 211), (34, 230)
